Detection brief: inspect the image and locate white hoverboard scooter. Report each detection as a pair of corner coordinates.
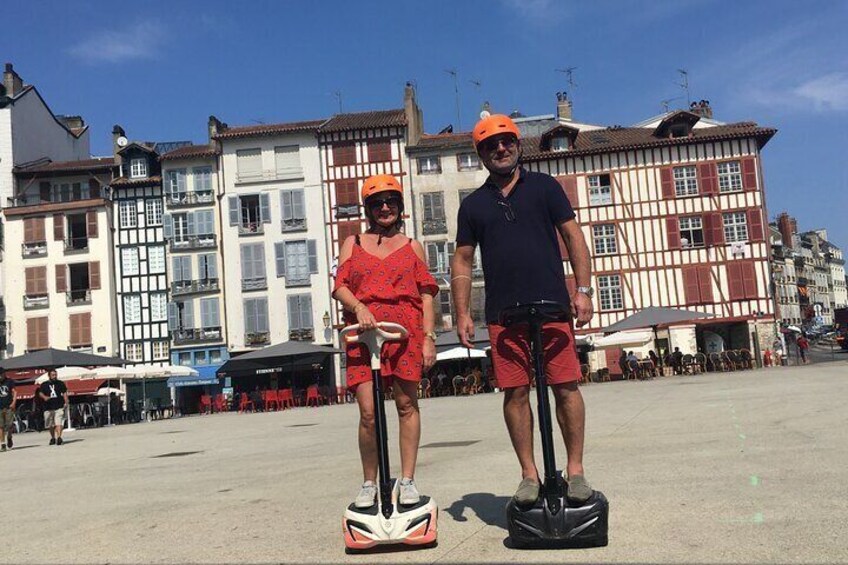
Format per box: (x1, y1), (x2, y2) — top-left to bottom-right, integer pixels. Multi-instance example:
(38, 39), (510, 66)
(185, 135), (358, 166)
(340, 322), (438, 553)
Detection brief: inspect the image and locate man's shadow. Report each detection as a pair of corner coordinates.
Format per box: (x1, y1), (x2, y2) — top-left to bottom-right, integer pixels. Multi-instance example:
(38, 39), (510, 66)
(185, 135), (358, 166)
(444, 492), (511, 530)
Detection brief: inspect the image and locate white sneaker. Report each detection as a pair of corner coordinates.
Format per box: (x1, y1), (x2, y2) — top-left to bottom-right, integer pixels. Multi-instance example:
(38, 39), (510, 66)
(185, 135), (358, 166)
(354, 481), (377, 509)
(398, 478), (420, 505)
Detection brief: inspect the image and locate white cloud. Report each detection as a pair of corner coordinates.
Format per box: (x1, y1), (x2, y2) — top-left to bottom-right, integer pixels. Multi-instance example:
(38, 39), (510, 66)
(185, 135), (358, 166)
(68, 21), (166, 64)
(793, 72), (848, 111)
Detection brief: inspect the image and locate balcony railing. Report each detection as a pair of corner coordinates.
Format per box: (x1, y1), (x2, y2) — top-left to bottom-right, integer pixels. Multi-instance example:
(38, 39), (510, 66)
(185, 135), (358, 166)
(23, 294), (49, 310)
(289, 328), (314, 341)
(172, 326), (222, 345)
(422, 218), (448, 235)
(168, 234), (217, 251)
(171, 278), (219, 297)
(245, 331), (270, 346)
(285, 275), (311, 288)
(236, 168), (304, 184)
(64, 237), (89, 253)
(22, 241), (47, 257)
(66, 289), (92, 306)
(166, 191), (214, 208)
(238, 223), (264, 236)
(335, 204), (360, 219)
(282, 218), (307, 232)
(68, 345), (93, 353)
(242, 277), (267, 291)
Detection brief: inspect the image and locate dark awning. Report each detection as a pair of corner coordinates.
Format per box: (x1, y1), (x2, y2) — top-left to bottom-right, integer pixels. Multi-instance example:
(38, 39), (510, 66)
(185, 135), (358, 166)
(602, 307), (713, 333)
(217, 341), (342, 377)
(434, 327), (490, 353)
(0, 348), (128, 372)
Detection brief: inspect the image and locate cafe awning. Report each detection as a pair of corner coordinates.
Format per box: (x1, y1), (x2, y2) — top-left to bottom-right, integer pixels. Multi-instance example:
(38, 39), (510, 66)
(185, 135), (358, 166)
(217, 341), (342, 377)
(167, 374), (219, 388)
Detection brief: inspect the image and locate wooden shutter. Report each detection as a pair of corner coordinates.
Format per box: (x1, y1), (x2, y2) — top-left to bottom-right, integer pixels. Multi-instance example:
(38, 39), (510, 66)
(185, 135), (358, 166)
(32, 266), (47, 294)
(741, 261), (758, 299)
(55, 265), (67, 293)
(747, 209), (764, 242)
(307, 240), (318, 273)
(280, 190), (293, 221)
(682, 266), (700, 305)
(335, 180), (358, 206)
(35, 217), (46, 240)
(228, 195), (240, 225)
(660, 168), (675, 199)
(53, 214), (64, 241)
(556, 175), (579, 208)
(89, 261), (101, 290)
(697, 265), (714, 303)
(741, 158), (757, 191)
(241, 245), (254, 279)
(727, 262), (745, 301)
(168, 303), (179, 331)
(25, 268), (36, 295)
(368, 139), (391, 163)
(260, 192), (271, 223)
(69, 314), (80, 346)
(88, 179), (100, 199)
(86, 210), (98, 238)
(39, 182), (51, 202)
(275, 242), (286, 277)
(666, 217), (681, 250)
(24, 218), (35, 243)
(333, 142), (356, 166)
(163, 214), (173, 238)
(69, 313), (90, 346)
(698, 163), (717, 195)
(705, 212), (724, 245)
(292, 189), (305, 220)
(27, 318), (40, 350)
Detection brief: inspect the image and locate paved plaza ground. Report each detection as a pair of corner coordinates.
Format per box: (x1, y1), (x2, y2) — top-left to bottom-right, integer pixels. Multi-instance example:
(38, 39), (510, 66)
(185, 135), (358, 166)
(4, 358), (848, 564)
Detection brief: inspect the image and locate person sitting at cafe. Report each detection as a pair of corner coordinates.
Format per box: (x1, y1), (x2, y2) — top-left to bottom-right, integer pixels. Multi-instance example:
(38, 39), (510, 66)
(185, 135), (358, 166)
(672, 347), (684, 375)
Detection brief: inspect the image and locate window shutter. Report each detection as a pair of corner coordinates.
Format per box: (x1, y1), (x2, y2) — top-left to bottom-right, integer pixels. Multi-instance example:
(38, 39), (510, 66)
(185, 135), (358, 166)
(36, 217), (46, 242)
(333, 142), (356, 166)
(292, 189), (305, 219)
(208, 298), (220, 327)
(178, 171), (187, 192)
(228, 195), (240, 225)
(87, 210), (98, 238)
(727, 262), (745, 300)
(241, 245), (253, 279)
(37, 318), (48, 349)
(255, 244), (266, 278)
(25, 267), (36, 295)
(335, 179), (359, 206)
(422, 194), (433, 220)
(260, 192), (271, 223)
(55, 265), (67, 293)
(206, 254), (218, 279)
(163, 214), (173, 239)
(186, 212), (196, 235)
(666, 217), (681, 250)
(183, 301), (195, 329)
(307, 239), (318, 274)
(706, 212), (724, 245)
(682, 266), (700, 305)
(741, 158), (757, 191)
(39, 182), (51, 202)
(747, 209), (764, 242)
(660, 168), (674, 199)
(27, 318), (37, 350)
(697, 265), (714, 303)
(698, 163), (717, 195)
(557, 176), (579, 207)
(80, 313), (92, 345)
(742, 261), (758, 299)
(302, 295), (313, 329)
(426, 243), (438, 271)
(337, 220), (361, 244)
(275, 242), (286, 277)
(287, 296), (300, 329)
(24, 218), (35, 243)
(168, 303), (178, 331)
(280, 190), (293, 221)
(257, 298), (269, 332)
(32, 266), (47, 294)
(89, 179), (100, 199)
(200, 298), (211, 328)
(53, 214), (64, 241)
(89, 261), (101, 290)
(69, 313), (81, 346)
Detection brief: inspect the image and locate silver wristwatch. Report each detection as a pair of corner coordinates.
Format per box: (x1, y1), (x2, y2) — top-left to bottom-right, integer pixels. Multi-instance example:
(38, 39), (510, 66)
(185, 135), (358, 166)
(576, 286), (594, 297)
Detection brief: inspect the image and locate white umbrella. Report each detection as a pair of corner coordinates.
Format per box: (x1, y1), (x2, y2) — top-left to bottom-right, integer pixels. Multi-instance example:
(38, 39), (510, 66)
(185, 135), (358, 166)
(593, 329), (655, 349)
(96, 387), (124, 396)
(34, 366), (93, 385)
(786, 325), (803, 333)
(436, 346), (488, 362)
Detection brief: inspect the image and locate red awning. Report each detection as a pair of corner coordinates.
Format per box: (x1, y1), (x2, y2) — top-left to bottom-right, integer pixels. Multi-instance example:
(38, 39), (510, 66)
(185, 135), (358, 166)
(13, 379), (106, 400)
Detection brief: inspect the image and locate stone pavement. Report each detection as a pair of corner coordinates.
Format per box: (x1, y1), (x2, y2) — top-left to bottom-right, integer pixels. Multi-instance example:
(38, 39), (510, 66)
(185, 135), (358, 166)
(4, 360), (847, 564)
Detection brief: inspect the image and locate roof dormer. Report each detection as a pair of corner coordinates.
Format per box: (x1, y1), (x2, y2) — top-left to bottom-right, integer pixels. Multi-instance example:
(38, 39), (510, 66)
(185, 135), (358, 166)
(540, 124), (580, 152)
(653, 110), (701, 139)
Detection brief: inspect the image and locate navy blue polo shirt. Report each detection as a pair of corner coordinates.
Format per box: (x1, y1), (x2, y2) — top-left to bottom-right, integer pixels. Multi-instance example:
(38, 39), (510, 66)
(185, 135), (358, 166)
(456, 168), (575, 324)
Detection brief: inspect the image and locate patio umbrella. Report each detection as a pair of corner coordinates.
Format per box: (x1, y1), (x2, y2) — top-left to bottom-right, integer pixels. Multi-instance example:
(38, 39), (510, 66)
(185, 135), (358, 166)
(592, 329), (655, 349)
(0, 348), (127, 372)
(34, 366), (93, 385)
(602, 306), (714, 356)
(436, 346), (488, 362)
(217, 341), (342, 377)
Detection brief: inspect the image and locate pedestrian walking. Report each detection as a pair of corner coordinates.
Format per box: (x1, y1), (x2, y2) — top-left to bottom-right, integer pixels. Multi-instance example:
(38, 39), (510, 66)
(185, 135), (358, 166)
(38, 370), (68, 446)
(0, 369), (17, 451)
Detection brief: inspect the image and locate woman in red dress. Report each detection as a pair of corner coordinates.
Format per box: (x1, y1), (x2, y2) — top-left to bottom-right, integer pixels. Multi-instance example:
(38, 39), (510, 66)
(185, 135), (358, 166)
(333, 174), (438, 509)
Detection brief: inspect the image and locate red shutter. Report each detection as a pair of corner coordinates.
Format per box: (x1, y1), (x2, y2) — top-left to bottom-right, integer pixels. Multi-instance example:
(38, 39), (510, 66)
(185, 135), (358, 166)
(89, 179), (101, 199)
(333, 142), (356, 166)
(697, 266), (714, 303)
(87, 210), (98, 238)
(55, 265), (67, 293)
(565, 275), (577, 299)
(25, 267), (36, 295)
(698, 163), (717, 195)
(27, 318), (37, 351)
(660, 168), (674, 199)
(53, 214), (65, 241)
(741, 261), (758, 299)
(556, 176), (579, 208)
(682, 266), (700, 305)
(89, 261), (101, 290)
(69, 314), (81, 346)
(666, 217), (681, 250)
(741, 158), (757, 191)
(81, 313), (92, 345)
(706, 212), (724, 245)
(34, 217), (46, 241)
(727, 262), (744, 300)
(368, 140), (391, 163)
(32, 267), (47, 294)
(606, 348), (623, 376)
(38, 318), (48, 349)
(747, 209), (764, 242)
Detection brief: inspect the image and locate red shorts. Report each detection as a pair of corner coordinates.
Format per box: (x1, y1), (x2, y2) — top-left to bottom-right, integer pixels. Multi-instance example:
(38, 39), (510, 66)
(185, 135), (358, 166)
(488, 321), (581, 389)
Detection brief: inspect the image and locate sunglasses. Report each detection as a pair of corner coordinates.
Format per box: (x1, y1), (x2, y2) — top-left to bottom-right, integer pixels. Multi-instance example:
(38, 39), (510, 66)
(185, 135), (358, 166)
(480, 136), (518, 153)
(367, 196), (402, 210)
(497, 200), (516, 223)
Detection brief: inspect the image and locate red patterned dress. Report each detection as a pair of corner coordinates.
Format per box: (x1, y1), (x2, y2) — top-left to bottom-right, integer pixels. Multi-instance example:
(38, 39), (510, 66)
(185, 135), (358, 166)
(334, 237), (438, 391)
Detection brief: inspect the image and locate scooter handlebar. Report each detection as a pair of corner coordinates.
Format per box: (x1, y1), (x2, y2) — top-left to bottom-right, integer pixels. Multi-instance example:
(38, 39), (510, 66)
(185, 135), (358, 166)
(340, 322), (409, 344)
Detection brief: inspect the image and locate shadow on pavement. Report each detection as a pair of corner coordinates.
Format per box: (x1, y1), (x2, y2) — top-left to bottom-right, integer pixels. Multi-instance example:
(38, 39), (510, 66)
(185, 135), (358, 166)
(59, 439), (84, 445)
(444, 492), (511, 530)
(7, 445), (39, 450)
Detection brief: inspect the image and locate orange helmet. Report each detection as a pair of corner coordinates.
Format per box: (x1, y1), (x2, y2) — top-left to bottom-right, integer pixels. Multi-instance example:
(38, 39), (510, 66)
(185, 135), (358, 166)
(472, 114), (521, 148)
(360, 174), (403, 202)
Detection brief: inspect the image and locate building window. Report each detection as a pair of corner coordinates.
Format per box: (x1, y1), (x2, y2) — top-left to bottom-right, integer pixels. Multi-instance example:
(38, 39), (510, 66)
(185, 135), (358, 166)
(459, 189), (474, 203)
(592, 224), (617, 255)
(119, 201), (137, 228)
(200, 297), (221, 329)
(287, 294), (313, 331)
(129, 158), (148, 179)
(210, 350), (222, 364)
(598, 274), (624, 311)
(422, 192), (447, 235)
(241, 243), (267, 290)
(172, 213), (189, 243)
(417, 156), (441, 174)
(439, 290), (452, 317)
(550, 136), (569, 152)
(150, 292), (168, 321)
(679, 216), (705, 248)
(146, 199), (163, 226)
(457, 152), (480, 171)
(368, 140), (392, 163)
(123, 295), (141, 323)
(280, 240), (318, 286)
(280, 189), (307, 231)
(152, 340), (169, 360)
(178, 352), (192, 366)
(236, 148), (262, 181)
(588, 174), (612, 205)
(426, 241), (455, 275)
(126, 342), (143, 362)
(193, 167), (213, 192)
(333, 142), (356, 166)
(673, 166), (698, 197)
(229, 193), (270, 234)
(167, 170), (187, 199)
(274, 145), (302, 176)
(718, 161), (743, 193)
(723, 212), (749, 243)
(244, 297), (270, 339)
(121, 248), (139, 275)
(148, 245), (165, 274)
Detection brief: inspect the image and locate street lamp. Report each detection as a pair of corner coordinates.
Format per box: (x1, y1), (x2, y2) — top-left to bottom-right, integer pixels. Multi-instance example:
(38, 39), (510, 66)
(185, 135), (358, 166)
(322, 311), (331, 329)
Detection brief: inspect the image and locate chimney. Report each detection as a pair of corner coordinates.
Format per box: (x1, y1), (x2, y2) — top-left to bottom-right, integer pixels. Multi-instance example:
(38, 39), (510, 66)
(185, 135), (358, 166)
(208, 115), (225, 144)
(112, 125), (126, 165)
(57, 115), (85, 130)
(3, 63), (24, 97)
(690, 99), (713, 119)
(777, 212), (795, 250)
(404, 82), (423, 146)
(556, 91), (573, 121)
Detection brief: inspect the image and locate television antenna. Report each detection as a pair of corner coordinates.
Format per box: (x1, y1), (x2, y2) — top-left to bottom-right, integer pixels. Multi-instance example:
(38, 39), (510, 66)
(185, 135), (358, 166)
(445, 68), (461, 131)
(555, 66), (578, 94)
(676, 69), (690, 105)
(332, 90), (343, 114)
(660, 96), (682, 113)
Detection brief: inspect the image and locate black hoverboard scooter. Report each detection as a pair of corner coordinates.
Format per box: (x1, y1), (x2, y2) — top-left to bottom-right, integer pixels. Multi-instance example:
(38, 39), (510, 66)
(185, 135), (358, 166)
(501, 301), (609, 549)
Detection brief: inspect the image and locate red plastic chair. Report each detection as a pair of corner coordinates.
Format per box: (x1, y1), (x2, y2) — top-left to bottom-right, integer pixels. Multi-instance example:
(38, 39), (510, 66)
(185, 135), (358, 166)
(264, 390), (282, 411)
(199, 395), (212, 414)
(213, 394), (227, 413)
(238, 393), (254, 413)
(279, 389), (295, 409)
(305, 385), (324, 407)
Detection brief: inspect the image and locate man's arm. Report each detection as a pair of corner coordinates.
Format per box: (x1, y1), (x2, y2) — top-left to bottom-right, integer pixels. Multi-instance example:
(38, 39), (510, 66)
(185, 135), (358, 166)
(10, 388), (16, 411)
(557, 219), (594, 327)
(451, 244), (476, 347)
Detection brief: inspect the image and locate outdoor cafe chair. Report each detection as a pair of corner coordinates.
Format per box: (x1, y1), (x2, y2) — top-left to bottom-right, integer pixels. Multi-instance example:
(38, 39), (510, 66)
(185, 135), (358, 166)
(627, 359), (641, 380)
(738, 349), (754, 369)
(694, 353), (707, 373)
(682, 354), (695, 374)
(263, 390), (282, 411)
(580, 364), (591, 385)
(279, 388), (296, 409)
(318, 385), (333, 404)
(452, 375), (466, 396)
(238, 392), (255, 413)
(199, 395), (213, 414)
(707, 352), (724, 372)
(418, 377), (431, 399)
(305, 385), (324, 407)
(78, 403), (95, 427)
(722, 351), (738, 371)
(465, 374), (478, 395)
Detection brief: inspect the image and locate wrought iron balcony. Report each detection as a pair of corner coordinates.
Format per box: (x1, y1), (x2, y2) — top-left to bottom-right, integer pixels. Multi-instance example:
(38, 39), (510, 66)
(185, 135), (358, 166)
(289, 328), (314, 341)
(238, 223), (264, 236)
(242, 277), (267, 291)
(23, 294), (49, 310)
(166, 191), (214, 208)
(282, 218), (307, 232)
(64, 237), (89, 253)
(422, 218), (447, 235)
(172, 326), (222, 345)
(66, 289), (92, 306)
(335, 203), (360, 219)
(22, 241), (47, 258)
(245, 331), (270, 346)
(168, 234), (217, 251)
(171, 278), (219, 297)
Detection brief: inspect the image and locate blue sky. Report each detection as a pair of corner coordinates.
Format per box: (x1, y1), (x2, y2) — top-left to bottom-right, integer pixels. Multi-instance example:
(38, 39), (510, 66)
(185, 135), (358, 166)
(3, 0), (847, 249)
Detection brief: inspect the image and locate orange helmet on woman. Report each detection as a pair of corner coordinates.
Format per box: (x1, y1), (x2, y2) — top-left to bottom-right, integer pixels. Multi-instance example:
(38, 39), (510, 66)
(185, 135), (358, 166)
(360, 174), (403, 202)
(472, 114), (521, 149)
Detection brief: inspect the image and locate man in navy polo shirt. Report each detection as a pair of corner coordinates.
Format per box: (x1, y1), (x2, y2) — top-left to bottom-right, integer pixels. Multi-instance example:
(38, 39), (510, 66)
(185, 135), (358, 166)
(451, 114), (595, 505)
